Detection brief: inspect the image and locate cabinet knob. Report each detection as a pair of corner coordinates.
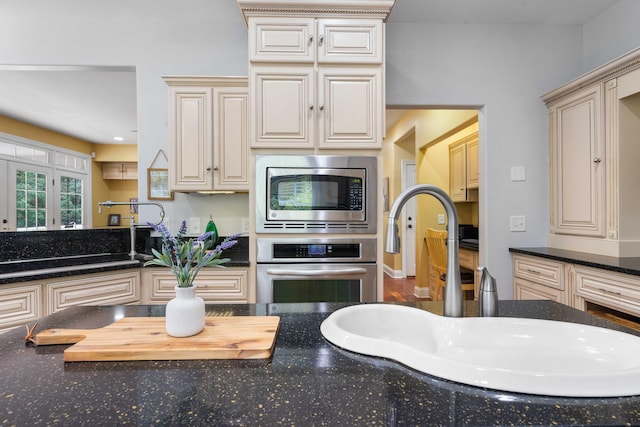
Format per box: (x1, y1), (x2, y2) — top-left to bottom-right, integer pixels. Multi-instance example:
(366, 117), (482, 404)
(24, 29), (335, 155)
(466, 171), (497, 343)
(308, 34), (313, 43)
(318, 35), (324, 45)
(206, 166), (212, 171)
(319, 105), (324, 111)
(213, 166), (219, 171)
(593, 157), (602, 163)
(309, 105), (314, 111)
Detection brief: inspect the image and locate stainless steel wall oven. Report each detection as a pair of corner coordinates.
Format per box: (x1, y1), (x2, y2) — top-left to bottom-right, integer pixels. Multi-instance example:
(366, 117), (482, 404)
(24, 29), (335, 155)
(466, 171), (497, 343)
(255, 155), (377, 233)
(256, 237), (377, 303)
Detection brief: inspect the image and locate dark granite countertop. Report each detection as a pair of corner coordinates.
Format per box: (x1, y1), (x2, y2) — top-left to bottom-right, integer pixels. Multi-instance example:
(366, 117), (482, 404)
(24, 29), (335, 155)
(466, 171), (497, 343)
(2, 300), (640, 425)
(510, 247), (640, 277)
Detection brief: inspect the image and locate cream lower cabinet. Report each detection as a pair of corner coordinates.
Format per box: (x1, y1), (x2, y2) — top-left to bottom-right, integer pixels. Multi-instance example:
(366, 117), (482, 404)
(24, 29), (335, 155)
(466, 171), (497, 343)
(46, 271), (140, 314)
(512, 254), (567, 304)
(164, 76), (249, 192)
(574, 265), (640, 318)
(141, 268), (249, 304)
(0, 283), (42, 332)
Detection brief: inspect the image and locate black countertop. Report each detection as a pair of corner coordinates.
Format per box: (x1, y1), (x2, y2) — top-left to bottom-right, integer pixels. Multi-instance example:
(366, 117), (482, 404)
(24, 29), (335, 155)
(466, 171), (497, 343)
(510, 247), (640, 277)
(2, 300), (640, 425)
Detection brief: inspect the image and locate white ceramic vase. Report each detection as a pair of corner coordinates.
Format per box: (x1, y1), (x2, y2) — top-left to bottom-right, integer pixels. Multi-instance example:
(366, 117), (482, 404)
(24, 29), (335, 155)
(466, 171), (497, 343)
(165, 285), (205, 337)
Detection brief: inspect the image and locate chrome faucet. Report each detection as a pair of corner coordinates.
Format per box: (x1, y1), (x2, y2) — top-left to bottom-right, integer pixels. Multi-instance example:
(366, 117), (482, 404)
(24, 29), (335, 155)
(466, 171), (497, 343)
(98, 200), (166, 260)
(385, 184), (463, 317)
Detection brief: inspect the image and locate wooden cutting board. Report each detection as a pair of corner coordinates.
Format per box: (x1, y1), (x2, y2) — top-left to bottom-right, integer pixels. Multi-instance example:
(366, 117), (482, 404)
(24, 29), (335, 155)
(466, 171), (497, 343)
(34, 316), (280, 362)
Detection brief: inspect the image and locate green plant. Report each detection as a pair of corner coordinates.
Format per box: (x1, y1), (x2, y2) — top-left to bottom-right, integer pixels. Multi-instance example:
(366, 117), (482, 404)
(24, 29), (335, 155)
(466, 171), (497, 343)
(144, 220), (239, 287)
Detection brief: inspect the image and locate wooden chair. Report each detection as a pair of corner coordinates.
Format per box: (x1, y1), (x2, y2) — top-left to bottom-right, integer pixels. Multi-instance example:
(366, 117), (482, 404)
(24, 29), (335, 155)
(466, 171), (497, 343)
(425, 228), (475, 301)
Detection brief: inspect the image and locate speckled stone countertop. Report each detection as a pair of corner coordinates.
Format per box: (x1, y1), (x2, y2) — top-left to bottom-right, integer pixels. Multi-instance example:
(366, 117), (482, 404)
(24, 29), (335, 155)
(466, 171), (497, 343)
(510, 247), (640, 277)
(2, 300), (640, 425)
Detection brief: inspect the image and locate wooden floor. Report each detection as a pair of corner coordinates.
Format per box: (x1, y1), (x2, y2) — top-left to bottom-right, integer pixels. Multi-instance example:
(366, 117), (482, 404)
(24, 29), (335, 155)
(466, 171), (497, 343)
(383, 275), (431, 302)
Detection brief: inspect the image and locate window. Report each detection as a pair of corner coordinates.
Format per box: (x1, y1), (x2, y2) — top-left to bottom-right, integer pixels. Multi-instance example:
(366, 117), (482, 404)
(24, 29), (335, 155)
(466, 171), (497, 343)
(16, 169), (49, 230)
(1, 132), (91, 231)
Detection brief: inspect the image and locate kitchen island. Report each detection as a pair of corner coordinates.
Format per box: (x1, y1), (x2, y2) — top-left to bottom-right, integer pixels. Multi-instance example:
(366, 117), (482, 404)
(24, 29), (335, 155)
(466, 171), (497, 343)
(2, 300), (640, 425)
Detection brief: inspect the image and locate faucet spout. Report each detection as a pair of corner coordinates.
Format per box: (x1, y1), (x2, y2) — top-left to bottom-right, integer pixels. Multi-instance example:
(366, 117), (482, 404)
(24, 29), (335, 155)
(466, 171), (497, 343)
(385, 184), (463, 317)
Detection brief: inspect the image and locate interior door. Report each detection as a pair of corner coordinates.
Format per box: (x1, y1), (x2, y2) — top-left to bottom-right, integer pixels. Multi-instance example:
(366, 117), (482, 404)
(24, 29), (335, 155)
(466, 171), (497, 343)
(402, 160), (416, 277)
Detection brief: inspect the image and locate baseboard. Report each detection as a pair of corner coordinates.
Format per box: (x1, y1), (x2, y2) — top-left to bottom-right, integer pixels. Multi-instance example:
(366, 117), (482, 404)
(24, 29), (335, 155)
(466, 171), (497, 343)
(414, 285), (430, 299)
(383, 264), (403, 279)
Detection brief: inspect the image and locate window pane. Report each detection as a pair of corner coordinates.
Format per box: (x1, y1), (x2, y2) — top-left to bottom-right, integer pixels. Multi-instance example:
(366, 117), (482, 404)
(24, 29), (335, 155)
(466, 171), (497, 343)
(16, 169), (48, 231)
(59, 175), (83, 227)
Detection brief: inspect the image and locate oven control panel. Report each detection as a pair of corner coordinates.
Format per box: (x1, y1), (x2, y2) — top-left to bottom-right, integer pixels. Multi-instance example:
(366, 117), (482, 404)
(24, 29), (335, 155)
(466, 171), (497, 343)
(273, 243), (360, 259)
(257, 238), (377, 263)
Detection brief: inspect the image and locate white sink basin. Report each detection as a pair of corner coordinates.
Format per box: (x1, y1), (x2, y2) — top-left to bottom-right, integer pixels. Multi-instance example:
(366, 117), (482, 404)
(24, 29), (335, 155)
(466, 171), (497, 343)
(320, 304), (640, 397)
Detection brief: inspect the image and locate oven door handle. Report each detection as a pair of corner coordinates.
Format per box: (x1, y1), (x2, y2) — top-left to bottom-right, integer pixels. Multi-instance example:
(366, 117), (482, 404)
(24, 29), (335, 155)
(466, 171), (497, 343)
(265, 267), (368, 277)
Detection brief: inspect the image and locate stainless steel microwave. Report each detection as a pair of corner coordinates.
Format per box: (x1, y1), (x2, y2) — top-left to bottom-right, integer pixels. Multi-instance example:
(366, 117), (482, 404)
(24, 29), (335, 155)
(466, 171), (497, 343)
(255, 155), (377, 233)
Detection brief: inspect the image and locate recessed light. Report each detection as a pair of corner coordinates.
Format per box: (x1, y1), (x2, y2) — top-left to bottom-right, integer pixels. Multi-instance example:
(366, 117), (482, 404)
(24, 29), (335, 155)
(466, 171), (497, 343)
(113, 136), (124, 141)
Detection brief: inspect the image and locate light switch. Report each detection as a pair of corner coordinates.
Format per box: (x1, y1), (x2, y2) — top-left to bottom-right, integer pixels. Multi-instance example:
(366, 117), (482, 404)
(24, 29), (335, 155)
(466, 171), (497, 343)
(437, 214), (445, 225)
(511, 166), (526, 182)
(510, 215), (526, 232)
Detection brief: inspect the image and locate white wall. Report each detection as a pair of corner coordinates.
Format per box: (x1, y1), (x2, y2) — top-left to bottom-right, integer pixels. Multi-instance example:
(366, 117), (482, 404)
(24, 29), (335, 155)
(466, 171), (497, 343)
(2, 0), (640, 296)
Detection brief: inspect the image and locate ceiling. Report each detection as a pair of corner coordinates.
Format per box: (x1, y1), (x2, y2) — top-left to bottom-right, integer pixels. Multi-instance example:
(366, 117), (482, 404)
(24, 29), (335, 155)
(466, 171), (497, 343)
(0, 0), (620, 145)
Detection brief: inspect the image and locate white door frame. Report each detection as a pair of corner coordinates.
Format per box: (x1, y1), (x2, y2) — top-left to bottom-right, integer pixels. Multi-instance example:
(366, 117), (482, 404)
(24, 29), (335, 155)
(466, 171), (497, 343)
(401, 160), (416, 277)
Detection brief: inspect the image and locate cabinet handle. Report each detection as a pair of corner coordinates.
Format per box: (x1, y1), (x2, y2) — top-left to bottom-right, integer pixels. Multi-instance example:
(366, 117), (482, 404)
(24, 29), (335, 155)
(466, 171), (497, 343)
(598, 287), (622, 296)
(593, 157), (602, 163)
(318, 34), (324, 45)
(525, 268), (541, 275)
(309, 34), (313, 43)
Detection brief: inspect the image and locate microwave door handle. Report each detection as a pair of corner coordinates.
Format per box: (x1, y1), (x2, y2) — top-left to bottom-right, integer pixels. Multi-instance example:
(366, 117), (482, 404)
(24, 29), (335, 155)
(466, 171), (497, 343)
(265, 267), (367, 276)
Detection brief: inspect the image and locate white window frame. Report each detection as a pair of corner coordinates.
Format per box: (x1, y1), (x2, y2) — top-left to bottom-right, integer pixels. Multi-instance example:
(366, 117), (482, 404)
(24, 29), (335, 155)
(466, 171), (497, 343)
(0, 132), (92, 231)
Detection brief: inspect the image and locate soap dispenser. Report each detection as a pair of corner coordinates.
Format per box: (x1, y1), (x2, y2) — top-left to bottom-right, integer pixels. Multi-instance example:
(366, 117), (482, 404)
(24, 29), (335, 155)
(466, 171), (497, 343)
(205, 214), (218, 248)
(478, 266), (498, 317)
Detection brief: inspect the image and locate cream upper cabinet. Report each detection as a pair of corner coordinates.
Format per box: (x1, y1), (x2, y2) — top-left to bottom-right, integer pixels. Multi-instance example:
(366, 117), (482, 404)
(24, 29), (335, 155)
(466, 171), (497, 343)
(164, 77), (249, 192)
(248, 16), (384, 149)
(449, 133), (479, 202)
(547, 83), (605, 237)
(449, 142), (467, 202)
(102, 162), (138, 180)
(466, 139), (479, 189)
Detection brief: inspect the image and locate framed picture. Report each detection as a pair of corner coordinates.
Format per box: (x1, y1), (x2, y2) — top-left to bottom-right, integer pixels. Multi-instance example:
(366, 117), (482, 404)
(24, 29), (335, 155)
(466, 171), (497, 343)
(147, 168), (174, 201)
(108, 214), (121, 226)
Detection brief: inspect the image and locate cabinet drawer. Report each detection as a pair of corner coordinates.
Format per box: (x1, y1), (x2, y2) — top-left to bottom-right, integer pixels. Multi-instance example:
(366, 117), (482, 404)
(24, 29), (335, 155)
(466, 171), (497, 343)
(513, 255), (564, 290)
(249, 17), (314, 62)
(145, 269), (248, 303)
(317, 19), (382, 64)
(574, 266), (640, 317)
(514, 277), (566, 304)
(46, 272), (140, 314)
(458, 248), (477, 269)
(0, 284), (42, 331)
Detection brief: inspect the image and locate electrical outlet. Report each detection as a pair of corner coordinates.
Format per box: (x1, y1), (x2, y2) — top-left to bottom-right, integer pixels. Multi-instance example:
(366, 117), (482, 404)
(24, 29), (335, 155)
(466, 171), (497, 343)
(510, 215), (526, 232)
(437, 214), (445, 225)
(241, 217), (250, 233)
(189, 217), (201, 234)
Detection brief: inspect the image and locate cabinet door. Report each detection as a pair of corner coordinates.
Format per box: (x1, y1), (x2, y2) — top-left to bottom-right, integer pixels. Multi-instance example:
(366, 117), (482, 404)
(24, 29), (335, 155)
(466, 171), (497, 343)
(0, 283), (42, 331)
(249, 17), (314, 62)
(213, 87), (249, 191)
(317, 67), (382, 148)
(251, 66), (314, 148)
(168, 86), (213, 191)
(550, 83), (605, 236)
(317, 19), (382, 64)
(102, 163), (124, 179)
(122, 162), (138, 180)
(466, 139), (479, 189)
(449, 143), (467, 202)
